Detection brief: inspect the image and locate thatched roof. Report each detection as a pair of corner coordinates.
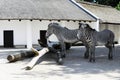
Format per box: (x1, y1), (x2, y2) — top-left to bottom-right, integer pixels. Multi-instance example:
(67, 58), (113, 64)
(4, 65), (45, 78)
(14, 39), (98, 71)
(76, 0), (120, 24)
(0, 0), (96, 21)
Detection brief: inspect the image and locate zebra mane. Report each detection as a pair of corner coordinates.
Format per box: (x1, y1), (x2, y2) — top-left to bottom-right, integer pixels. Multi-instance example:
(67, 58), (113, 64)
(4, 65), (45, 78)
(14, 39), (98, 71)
(64, 27), (69, 30)
(48, 23), (61, 28)
(48, 23), (59, 27)
(85, 24), (96, 32)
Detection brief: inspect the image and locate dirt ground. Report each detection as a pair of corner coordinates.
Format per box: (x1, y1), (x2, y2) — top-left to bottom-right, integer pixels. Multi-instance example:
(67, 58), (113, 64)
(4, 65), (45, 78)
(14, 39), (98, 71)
(0, 45), (120, 80)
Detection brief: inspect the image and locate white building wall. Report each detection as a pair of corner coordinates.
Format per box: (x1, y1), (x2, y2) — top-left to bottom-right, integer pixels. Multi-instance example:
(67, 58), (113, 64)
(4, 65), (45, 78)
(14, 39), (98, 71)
(0, 20), (96, 47)
(31, 20), (50, 44)
(100, 23), (120, 43)
(0, 20), (27, 46)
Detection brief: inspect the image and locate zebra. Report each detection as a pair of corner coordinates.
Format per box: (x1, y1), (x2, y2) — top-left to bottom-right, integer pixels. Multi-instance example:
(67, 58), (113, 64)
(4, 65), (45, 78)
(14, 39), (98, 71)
(77, 23), (115, 62)
(46, 22), (89, 64)
(46, 23), (78, 57)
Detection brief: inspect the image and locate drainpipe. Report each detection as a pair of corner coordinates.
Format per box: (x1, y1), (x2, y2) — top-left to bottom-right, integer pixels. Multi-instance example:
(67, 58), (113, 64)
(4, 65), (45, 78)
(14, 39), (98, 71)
(69, 0), (100, 31)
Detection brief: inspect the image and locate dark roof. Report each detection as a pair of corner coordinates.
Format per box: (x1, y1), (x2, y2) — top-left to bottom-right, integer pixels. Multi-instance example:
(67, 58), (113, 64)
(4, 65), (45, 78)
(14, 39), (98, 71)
(0, 0), (96, 21)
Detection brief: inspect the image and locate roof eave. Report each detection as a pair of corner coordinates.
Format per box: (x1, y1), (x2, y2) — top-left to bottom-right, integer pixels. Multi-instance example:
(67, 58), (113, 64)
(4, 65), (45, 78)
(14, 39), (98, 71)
(0, 18), (96, 22)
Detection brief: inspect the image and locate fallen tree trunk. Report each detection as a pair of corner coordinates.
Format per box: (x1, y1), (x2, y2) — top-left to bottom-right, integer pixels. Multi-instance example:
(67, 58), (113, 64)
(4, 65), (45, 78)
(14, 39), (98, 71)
(7, 50), (37, 62)
(7, 41), (64, 69)
(25, 48), (49, 70)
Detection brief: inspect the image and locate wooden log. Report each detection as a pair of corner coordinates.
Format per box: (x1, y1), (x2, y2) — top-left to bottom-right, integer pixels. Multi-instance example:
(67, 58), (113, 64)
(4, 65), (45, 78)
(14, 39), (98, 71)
(7, 48), (41, 63)
(25, 48), (49, 70)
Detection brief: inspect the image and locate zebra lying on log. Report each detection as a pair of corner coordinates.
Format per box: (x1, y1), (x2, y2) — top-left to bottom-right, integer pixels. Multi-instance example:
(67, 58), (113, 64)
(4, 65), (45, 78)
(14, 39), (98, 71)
(77, 23), (115, 62)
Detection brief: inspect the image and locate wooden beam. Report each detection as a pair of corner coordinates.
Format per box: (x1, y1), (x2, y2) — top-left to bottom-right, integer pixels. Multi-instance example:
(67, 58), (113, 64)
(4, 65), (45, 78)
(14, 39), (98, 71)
(25, 48), (49, 70)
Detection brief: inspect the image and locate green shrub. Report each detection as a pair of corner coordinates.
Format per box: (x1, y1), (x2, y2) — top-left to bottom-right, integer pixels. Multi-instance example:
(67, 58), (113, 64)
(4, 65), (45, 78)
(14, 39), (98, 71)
(116, 2), (120, 10)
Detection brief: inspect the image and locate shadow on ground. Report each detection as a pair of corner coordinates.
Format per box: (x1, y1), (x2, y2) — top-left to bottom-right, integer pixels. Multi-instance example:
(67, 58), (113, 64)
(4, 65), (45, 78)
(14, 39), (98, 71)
(1, 45), (120, 80)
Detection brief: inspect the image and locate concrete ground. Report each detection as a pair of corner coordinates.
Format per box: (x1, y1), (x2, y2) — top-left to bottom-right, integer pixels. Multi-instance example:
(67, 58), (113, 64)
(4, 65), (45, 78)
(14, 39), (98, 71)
(0, 45), (120, 80)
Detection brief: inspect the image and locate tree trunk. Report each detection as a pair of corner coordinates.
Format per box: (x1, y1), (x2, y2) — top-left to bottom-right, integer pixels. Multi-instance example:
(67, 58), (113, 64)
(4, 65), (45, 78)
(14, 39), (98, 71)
(25, 48), (49, 70)
(7, 50), (36, 62)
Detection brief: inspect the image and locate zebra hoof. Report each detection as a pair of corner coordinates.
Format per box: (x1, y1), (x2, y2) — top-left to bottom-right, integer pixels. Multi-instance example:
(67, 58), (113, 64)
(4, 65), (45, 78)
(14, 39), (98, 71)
(89, 59), (95, 63)
(108, 54), (113, 60)
(84, 53), (89, 59)
(108, 57), (113, 60)
(57, 58), (63, 65)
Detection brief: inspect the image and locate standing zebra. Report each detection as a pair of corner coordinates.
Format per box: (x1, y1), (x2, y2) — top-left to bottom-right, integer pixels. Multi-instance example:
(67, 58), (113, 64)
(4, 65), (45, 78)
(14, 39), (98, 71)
(46, 23), (89, 64)
(46, 23), (79, 57)
(77, 23), (115, 62)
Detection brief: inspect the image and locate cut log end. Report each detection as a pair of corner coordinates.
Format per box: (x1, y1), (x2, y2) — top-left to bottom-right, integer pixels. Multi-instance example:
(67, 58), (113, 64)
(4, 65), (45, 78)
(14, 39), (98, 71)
(7, 55), (15, 62)
(31, 48), (39, 56)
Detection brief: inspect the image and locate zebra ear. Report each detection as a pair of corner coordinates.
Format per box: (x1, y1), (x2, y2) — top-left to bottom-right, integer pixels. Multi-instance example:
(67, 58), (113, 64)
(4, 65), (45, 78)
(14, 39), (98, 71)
(48, 23), (52, 27)
(78, 23), (82, 28)
(86, 24), (90, 28)
(85, 24), (93, 30)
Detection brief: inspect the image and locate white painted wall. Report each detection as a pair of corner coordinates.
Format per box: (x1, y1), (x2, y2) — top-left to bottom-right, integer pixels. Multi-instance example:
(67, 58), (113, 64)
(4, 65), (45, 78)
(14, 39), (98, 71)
(0, 20), (27, 46)
(0, 20), (96, 46)
(31, 20), (50, 44)
(100, 23), (120, 43)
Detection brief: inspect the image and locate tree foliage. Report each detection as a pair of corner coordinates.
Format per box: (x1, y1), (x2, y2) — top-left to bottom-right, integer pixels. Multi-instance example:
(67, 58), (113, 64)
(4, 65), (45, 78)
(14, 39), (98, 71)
(82, 0), (119, 7)
(96, 0), (119, 7)
(116, 2), (120, 10)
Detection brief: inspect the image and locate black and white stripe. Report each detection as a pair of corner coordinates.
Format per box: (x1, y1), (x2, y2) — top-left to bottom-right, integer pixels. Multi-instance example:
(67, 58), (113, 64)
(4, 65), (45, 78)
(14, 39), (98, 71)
(78, 23), (115, 62)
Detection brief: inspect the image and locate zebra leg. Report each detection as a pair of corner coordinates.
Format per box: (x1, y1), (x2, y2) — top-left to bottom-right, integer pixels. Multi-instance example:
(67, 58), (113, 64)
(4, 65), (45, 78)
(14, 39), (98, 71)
(89, 45), (95, 62)
(60, 42), (66, 58)
(108, 46), (113, 60)
(56, 51), (63, 65)
(56, 41), (67, 64)
(49, 47), (63, 65)
(84, 45), (89, 59)
(105, 44), (113, 60)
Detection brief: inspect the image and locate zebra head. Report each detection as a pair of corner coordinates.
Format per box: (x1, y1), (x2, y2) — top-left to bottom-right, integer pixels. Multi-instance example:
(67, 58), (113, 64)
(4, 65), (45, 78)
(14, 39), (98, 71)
(46, 23), (54, 39)
(78, 23), (88, 29)
(46, 23), (59, 39)
(77, 23), (88, 39)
